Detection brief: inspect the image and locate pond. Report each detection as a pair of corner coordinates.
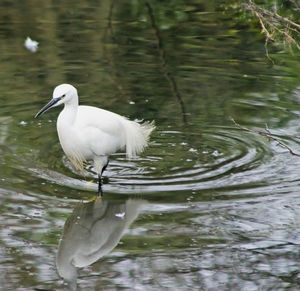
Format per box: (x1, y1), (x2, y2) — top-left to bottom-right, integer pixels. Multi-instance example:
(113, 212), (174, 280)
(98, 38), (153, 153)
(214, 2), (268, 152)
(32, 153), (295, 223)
(1, 1), (300, 290)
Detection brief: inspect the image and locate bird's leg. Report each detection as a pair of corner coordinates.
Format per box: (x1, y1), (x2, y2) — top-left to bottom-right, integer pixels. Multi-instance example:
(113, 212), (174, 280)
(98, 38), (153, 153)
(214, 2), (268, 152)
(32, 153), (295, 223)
(101, 159), (109, 176)
(97, 175), (103, 196)
(96, 159), (109, 196)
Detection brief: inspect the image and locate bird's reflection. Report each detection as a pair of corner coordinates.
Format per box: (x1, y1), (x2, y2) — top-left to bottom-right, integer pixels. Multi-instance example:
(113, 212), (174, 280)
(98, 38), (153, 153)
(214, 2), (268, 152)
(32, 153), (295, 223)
(56, 196), (145, 290)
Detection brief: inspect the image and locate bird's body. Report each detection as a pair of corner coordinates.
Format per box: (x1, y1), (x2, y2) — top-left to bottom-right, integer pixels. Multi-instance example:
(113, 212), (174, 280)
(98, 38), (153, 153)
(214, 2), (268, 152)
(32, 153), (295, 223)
(57, 104), (152, 173)
(35, 84), (155, 194)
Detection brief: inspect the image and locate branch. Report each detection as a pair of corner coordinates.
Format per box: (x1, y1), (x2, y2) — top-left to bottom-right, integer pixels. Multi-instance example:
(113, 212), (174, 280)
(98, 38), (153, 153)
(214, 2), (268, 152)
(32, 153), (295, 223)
(230, 117), (300, 157)
(271, 24), (300, 50)
(243, 0), (300, 54)
(247, 0), (300, 32)
(254, 10), (274, 41)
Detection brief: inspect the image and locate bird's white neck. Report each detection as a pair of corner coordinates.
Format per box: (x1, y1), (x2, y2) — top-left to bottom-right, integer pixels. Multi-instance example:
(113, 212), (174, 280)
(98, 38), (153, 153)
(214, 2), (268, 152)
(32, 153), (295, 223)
(59, 97), (79, 126)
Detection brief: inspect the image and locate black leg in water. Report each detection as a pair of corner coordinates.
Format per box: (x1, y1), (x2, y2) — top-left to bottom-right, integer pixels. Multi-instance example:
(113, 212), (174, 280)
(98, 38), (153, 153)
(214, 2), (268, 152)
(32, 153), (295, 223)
(97, 175), (103, 196)
(102, 159), (109, 176)
(97, 160), (109, 196)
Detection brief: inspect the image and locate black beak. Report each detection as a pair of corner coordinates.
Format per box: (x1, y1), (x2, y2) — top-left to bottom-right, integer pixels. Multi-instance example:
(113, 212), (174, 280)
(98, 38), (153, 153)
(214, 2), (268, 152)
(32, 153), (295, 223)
(34, 97), (61, 118)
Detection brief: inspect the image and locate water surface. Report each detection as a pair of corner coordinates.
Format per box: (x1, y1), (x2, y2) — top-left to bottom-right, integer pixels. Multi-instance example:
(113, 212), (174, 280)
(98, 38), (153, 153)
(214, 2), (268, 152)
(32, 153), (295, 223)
(1, 1), (300, 290)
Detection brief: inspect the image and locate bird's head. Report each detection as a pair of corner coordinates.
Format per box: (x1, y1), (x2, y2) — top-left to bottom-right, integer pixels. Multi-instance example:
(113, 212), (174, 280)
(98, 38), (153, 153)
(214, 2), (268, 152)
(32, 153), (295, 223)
(34, 84), (78, 118)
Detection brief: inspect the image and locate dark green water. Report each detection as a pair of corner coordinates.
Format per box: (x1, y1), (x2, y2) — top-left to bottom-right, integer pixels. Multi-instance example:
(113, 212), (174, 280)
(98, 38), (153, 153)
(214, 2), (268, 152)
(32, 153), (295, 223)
(1, 1), (300, 290)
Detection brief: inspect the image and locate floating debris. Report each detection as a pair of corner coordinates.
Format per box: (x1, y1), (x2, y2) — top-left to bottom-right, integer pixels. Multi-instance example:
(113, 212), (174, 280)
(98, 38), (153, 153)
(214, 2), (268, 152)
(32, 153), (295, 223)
(115, 212), (125, 219)
(24, 36), (39, 53)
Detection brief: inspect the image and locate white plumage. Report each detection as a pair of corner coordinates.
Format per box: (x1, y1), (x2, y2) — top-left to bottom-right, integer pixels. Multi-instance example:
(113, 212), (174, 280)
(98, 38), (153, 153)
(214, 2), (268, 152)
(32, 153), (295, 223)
(35, 84), (155, 194)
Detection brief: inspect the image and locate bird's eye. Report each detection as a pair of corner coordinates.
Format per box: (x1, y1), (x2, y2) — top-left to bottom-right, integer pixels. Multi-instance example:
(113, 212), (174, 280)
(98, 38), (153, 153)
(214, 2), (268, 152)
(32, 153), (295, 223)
(61, 94), (66, 98)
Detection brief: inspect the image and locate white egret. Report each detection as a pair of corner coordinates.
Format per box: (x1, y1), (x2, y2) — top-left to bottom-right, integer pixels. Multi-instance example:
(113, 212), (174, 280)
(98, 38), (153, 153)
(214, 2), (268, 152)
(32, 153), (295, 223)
(35, 84), (155, 194)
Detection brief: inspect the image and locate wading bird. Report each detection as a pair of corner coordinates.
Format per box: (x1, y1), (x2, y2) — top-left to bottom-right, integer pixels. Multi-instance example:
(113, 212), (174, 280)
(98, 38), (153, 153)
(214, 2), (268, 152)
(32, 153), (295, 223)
(35, 84), (155, 195)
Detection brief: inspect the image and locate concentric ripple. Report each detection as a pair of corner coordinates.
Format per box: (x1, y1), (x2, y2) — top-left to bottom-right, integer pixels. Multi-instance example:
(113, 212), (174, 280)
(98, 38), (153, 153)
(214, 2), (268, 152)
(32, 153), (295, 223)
(38, 125), (274, 194)
(108, 126), (273, 192)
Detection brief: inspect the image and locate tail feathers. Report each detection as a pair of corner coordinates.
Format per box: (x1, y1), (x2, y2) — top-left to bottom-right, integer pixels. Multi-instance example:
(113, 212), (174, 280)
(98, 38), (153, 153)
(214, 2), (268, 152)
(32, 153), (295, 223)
(125, 120), (155, 158)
